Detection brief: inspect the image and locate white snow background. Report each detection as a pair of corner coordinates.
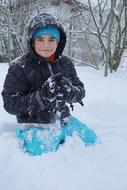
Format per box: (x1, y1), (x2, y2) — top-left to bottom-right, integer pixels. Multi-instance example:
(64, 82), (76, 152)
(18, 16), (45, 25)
(0, 61), (127, 190)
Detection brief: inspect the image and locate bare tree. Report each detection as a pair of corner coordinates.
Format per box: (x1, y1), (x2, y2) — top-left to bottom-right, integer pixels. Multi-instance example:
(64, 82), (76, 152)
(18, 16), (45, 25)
(0, 0), (49, 62)
(87, 0), (127, 76)
(111, 0), (127, 71)
(0, 1), (26, 63)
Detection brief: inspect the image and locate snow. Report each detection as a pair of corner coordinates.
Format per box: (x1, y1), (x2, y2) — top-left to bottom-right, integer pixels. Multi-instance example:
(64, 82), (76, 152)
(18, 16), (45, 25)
(0, 63), (127, 190)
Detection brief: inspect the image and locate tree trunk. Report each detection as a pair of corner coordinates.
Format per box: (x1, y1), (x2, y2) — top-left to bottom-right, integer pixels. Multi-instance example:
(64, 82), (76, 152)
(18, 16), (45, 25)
(64, 0), (72, 5)
(112, 0), (127, 71)
(51, 0), (61, 6)
(104, 0), (116, 76)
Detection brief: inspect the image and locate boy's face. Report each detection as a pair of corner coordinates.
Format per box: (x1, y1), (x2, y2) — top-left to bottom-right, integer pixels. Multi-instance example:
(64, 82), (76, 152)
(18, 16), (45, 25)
(33, 36), (58, 58)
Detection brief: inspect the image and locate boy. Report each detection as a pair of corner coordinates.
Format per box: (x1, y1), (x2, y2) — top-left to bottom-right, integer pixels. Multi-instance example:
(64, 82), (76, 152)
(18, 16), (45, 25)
(2, 13), (96, 155)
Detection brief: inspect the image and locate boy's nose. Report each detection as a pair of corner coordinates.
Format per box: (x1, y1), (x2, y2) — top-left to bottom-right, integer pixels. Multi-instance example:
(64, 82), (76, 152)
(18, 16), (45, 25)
(42, 41), (50, 47)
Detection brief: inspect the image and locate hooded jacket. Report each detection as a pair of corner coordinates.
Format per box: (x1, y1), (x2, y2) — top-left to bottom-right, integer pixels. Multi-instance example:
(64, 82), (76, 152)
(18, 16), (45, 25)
(1, 13), (85, 124)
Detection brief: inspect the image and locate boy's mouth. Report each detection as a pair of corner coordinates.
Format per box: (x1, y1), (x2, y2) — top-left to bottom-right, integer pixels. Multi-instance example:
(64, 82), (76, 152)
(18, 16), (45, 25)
(41, 49), (51, 51)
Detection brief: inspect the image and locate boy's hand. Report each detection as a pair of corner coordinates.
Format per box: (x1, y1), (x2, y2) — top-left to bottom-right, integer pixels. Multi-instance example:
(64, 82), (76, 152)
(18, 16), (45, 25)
(40, 76), (57, 99)
(38, 76), (57, 112)
(60, 81), (74, 103)
(54, 73), (75, 103)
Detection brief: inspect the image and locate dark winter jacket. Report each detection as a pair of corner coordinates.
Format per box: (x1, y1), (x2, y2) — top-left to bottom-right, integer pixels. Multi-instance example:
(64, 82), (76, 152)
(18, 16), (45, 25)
(1, 13), (85, 124)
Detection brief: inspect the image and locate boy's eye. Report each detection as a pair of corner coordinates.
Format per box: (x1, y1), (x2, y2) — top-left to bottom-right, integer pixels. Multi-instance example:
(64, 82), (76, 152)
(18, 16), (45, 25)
(36, 38), (56, 41)
(49, 38), (56, 42)
(36, 38), (44, 42)
(48, 38), (56, 42)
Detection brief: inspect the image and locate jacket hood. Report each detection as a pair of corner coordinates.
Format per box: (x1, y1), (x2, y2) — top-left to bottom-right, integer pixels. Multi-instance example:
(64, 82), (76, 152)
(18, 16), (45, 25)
(27, 13), (66, 61)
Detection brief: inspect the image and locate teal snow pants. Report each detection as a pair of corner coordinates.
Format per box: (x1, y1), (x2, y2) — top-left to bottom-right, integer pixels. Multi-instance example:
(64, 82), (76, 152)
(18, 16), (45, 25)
(16, 117), (97, 156)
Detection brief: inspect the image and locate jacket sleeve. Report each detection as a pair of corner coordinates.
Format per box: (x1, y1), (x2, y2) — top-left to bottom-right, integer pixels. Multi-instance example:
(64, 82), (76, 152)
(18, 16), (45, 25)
(68, 58), (86, 103)
(1, 64), (45, 116)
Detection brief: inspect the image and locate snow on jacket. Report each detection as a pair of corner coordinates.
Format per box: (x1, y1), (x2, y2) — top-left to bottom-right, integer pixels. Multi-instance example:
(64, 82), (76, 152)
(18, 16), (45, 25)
(1, 13), (85, 124)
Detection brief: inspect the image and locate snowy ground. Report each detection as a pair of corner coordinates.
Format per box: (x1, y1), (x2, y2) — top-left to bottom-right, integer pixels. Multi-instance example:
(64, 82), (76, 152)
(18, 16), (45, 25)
(0, 63), (127, 190)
